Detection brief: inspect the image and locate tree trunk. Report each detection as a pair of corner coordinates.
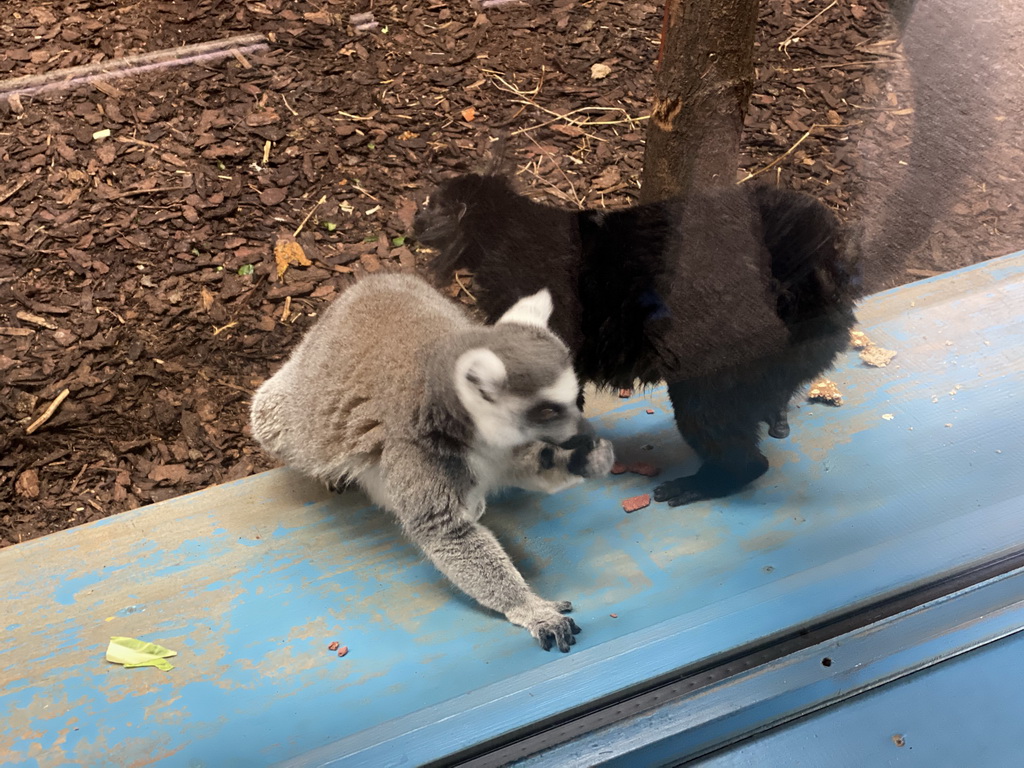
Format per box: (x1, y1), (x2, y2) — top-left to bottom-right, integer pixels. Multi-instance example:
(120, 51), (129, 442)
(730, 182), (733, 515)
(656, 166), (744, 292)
(640, 0), (760, 204)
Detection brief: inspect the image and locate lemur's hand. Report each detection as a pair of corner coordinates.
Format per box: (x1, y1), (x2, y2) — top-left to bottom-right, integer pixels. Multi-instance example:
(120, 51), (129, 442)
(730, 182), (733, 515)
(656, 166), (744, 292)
(507, 598), (581, 653)
(543, 435), (615, 478)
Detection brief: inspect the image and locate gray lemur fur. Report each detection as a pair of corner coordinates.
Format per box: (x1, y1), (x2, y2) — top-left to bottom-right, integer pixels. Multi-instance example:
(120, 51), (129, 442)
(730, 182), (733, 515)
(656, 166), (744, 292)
(250, 273), (614, 652)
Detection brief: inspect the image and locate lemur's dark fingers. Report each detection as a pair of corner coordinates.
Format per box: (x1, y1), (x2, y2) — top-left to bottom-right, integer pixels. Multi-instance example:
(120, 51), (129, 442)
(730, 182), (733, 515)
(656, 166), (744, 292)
(535, 615), (581, 652)
(558, 433), (595, 451)
(539, 446), (556, 470)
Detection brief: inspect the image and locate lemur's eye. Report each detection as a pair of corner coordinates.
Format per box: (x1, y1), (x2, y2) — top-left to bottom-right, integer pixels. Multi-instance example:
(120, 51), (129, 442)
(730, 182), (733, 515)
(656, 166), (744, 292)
(529, 403), (564, 423)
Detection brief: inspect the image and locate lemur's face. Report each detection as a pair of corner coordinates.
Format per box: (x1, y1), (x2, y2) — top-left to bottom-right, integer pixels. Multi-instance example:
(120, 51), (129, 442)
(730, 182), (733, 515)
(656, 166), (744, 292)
(412, 182), (468, 248)
(456, 347), (583, 449)
(453, 288), (588, 449)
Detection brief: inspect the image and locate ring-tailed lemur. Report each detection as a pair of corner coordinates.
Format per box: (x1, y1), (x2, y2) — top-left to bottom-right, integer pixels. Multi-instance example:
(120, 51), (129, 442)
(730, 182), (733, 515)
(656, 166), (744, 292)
(250, 273), (614, 652)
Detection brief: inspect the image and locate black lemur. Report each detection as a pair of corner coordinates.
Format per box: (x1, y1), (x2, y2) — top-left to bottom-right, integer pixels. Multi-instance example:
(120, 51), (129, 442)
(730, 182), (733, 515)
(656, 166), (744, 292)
(413, 172), (861, 507)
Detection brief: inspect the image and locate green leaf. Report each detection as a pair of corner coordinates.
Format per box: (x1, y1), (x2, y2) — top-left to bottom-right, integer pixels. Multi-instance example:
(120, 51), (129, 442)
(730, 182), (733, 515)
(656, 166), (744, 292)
(391, 235), (406, 247)
(367, 142), (376, 150)
(323, 221), (337, 232)
(237, 264), (254, 276)
(362, 234), (377, 243)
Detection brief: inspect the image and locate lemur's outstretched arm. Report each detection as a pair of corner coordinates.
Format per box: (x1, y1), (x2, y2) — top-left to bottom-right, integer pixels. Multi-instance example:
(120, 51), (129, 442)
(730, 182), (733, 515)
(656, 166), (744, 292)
(387, 458), (581, 652)
(400, 506), (580, 651)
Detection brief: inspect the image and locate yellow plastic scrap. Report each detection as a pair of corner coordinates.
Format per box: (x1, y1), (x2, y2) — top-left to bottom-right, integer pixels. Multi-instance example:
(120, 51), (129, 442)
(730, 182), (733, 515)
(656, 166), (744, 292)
(105, 636), (178, 671)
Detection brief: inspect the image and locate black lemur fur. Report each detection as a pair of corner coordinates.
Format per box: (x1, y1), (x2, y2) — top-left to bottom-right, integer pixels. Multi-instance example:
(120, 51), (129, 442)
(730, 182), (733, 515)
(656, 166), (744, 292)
(413, 174), (861, 506)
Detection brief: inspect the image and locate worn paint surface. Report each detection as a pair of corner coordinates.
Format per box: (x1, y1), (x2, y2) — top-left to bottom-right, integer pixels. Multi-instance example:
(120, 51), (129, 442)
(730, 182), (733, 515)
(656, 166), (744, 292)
(2, 253), (1023, 767)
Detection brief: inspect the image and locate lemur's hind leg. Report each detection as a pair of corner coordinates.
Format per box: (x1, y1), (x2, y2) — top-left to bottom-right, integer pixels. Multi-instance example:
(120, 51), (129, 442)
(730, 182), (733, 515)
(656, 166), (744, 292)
(766, 407), (790, 439)
(654, 380), (769, 507)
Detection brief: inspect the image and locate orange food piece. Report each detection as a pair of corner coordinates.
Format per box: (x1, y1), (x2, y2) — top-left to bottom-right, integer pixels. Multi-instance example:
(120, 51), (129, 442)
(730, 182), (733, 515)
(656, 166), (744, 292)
(622, 494), (651, 513)
(610, 462), (628, 475)
(628, 462), (660, 477)
(328, 641), (340, 651)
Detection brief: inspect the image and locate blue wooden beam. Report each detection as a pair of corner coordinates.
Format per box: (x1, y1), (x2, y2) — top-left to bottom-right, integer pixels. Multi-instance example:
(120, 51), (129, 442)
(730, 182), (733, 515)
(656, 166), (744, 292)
(517, 565), (1024, 767)
(691, 605), (1024, 767)
(2, 252), (1023, 767)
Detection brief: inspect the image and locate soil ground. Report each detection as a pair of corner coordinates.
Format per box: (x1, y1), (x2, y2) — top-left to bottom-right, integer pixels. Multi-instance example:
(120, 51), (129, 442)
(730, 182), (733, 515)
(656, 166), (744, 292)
(2, 0), (1022, 546)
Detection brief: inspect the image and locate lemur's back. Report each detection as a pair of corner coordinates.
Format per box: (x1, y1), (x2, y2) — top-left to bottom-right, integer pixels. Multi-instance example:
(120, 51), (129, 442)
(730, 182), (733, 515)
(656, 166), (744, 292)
(250, 274), (469, 485)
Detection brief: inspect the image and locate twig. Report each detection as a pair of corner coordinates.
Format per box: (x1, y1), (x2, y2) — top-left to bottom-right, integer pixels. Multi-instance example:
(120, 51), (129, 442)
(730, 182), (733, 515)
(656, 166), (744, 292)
(738, 125), (825, 183)
(116, 136), (161, 150)
(350, 183), (381, 203)
(337, 110), (376, 121)
(280, 93), (298, 116)
(26, 388), (70, 435)
(788, 58), (904, 73)
(484, 69), (648, 142)
(482, 67), (545, 99)
(520, 165), (576, 205)
(108, 185), (187, 200)
(454, 272), (476, 301)
(524, 133), (584, 207)
(778, 1), (838, 54)
(294, 194), (327, 237)
(98, 306), (127, 324)
(0, 178), (29, 204)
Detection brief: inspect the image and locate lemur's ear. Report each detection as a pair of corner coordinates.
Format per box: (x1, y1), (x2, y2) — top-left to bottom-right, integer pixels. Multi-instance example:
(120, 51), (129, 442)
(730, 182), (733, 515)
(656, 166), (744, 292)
(497, 289), (553, 329)
(455, 348), (507, 404)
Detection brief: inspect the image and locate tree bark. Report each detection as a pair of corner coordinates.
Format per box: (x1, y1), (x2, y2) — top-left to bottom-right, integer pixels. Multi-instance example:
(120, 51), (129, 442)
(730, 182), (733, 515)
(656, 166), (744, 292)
(639, 0), (760, 204)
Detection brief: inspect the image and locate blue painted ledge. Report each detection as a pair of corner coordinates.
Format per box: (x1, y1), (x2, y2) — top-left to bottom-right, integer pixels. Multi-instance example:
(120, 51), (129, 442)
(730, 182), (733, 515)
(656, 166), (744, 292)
(2, 251), (1022, 767)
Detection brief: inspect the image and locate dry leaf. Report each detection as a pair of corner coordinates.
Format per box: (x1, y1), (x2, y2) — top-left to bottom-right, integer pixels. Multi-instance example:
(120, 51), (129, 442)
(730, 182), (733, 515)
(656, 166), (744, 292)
(591, 63), (612, 80)
(199, 288), (215, 312)
(16, 469), (40, 499)
(461, 106), (476, 122)
(274, 237), (311, 280)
